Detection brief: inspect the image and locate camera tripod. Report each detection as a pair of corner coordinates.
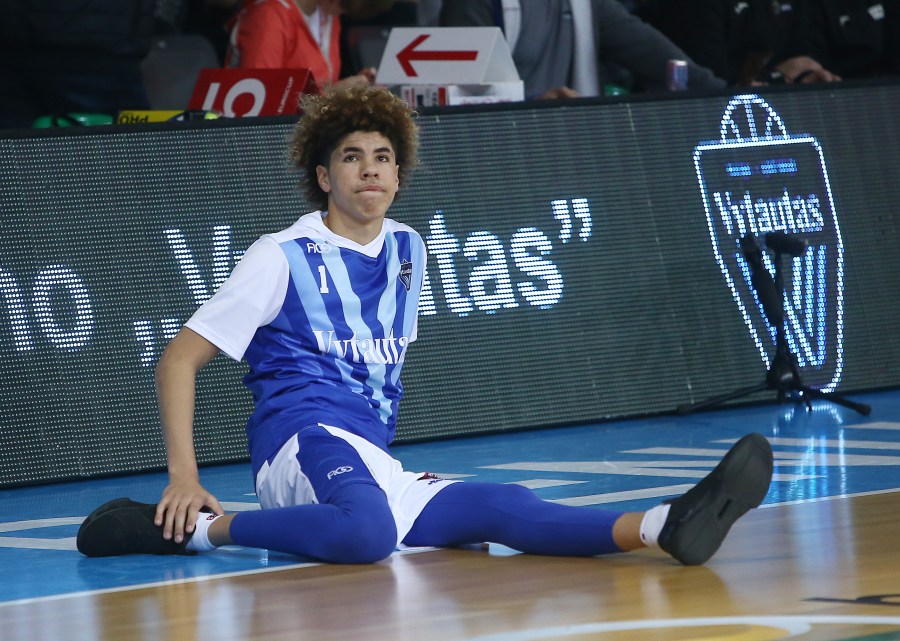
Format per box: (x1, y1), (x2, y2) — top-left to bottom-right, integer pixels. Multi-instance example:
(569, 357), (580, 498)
(676, 234), (871, 416)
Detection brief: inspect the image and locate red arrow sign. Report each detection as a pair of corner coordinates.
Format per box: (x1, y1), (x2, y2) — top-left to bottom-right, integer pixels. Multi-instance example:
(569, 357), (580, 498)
(397, 34), (479, 77)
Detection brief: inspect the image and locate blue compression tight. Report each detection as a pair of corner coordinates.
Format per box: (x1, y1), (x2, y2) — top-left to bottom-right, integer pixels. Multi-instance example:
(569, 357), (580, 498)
(229, 482), (398, 563)
(228, 481), (624, 563)
(405, 482), (623, 556)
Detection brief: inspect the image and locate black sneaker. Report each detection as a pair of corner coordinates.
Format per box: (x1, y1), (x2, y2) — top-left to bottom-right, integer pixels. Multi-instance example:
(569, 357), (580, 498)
(658, 433), (773, 566)
(77, 497), (196, 557)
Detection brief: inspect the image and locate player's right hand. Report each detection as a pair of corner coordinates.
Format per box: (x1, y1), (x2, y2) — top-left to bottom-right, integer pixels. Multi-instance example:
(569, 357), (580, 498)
(156, 479), (225, 544)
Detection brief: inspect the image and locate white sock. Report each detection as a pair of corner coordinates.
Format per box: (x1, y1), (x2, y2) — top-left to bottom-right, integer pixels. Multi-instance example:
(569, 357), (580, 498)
(639, 503), (671, 547)
(185, 513), (222, 553)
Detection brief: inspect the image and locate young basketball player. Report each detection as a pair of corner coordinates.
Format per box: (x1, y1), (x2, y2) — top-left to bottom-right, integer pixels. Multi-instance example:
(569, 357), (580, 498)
(77, 86), (773, 566)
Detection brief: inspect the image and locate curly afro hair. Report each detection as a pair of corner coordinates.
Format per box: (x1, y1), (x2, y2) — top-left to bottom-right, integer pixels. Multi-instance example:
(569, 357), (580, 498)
(289, 86), (419, 211)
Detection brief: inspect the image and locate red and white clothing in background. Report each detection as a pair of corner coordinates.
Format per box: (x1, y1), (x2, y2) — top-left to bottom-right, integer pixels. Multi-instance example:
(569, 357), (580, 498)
(226, 0), (341, 89)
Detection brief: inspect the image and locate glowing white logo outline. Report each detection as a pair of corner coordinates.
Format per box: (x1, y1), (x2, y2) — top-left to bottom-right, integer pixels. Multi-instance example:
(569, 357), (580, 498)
(693, 94), (845, 392)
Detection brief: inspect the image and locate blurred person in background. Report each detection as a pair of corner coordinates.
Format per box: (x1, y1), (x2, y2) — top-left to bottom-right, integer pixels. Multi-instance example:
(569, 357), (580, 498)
(417, 0), (443, 25)
(799, 0), (900, 81)
(225, 0), (395, 91)
(0, 0), (156, 129)
(440, 0), (726, 99)
(639, 0), (841, 86)
(153, 0), (244, 64)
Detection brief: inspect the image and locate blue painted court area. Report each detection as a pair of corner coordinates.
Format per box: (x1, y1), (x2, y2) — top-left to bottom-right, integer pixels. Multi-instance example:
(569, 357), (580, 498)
(1, 389), (898, 604)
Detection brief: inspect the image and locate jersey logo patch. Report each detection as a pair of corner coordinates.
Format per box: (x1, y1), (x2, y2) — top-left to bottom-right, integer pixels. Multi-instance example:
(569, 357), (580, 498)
(398, 260), (413, 291)
(417, 472), (443, 482)
(327, 465), (354, 480)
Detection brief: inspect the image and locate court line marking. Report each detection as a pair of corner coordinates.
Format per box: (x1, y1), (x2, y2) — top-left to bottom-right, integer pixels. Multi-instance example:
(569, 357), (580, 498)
(627, 448), (900, 466)
(760, 485), (900, 508)
(514, 479), (587, 490)
(1, 487), (896, 608)
(0, 546), (441, 608)
(0, 518), (83, 532)
(460, 615), (900, 641)
(722, 437), (900, 450)
(843, 421), (900, 430)
(0, 537), (75, 550)
(550, 484), (694, 506)
(483, 460), (817, 481)
(0, 558), (324, 608)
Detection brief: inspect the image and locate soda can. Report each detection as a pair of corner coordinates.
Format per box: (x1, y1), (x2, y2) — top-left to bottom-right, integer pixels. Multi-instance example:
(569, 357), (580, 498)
(668, 59), (689, 91)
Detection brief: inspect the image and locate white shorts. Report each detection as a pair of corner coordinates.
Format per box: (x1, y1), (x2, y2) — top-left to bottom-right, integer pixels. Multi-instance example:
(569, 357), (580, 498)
(254, 424), (458, 546)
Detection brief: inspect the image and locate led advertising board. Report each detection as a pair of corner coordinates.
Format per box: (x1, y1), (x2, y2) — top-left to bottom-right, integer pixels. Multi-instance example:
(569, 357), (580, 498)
(2, 84), (899, 485)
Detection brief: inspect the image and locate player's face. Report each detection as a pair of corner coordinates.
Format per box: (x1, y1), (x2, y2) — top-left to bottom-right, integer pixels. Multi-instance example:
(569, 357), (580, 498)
(317, 131), (400, 236)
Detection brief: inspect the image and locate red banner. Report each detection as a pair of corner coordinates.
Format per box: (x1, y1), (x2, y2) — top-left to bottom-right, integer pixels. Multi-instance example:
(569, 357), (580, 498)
(189, 68), (318, 117)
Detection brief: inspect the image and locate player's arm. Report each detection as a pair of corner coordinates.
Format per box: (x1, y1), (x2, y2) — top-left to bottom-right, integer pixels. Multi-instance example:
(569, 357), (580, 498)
(155, 326), (225, 544)
(152, 234), (288, 542)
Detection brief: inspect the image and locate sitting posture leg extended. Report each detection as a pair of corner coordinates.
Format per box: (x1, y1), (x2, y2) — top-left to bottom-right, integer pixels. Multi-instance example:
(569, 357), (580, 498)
(78, 433), (773, 566)
(404, 432), (774, 565)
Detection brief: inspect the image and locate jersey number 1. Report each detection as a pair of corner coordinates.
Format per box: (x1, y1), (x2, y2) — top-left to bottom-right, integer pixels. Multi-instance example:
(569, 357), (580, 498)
(317, 265), (329, 294)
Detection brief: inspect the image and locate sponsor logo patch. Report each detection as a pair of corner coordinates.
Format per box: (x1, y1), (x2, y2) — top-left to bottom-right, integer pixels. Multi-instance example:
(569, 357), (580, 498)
(327, 465), (354, 480)
(398, 259), (413, 291)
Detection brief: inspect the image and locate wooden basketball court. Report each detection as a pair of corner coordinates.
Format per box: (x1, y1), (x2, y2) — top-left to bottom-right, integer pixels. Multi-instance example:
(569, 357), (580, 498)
(2, 394), (899, 641)
(4, 483), (900, 640)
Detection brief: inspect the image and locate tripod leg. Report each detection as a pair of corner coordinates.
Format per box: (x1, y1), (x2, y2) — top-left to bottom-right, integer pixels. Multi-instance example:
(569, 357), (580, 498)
(676, 382), (770, 416)
(787, 355), (813, 411)
(800, 391), (813, 412)
(797, 386), (872, 416)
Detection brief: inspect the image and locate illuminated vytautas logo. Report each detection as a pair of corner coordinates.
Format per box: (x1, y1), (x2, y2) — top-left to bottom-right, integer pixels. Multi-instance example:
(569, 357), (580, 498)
(693, 94), (844, 391)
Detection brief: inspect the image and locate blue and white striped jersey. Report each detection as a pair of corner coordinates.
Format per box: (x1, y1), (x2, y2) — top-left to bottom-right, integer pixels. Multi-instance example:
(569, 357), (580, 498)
(186, 212), (426, 474)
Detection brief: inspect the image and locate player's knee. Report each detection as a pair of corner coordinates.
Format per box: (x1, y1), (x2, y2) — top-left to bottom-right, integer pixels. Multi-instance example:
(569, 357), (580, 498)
(313, 482), (398, 563)
(328, 504), (397, 563)
(345, 521), (397, 564)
